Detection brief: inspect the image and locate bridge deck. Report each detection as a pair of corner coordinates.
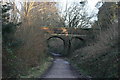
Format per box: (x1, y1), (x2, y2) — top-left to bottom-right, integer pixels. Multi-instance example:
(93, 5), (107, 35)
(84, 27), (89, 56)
(51, 34), (86, 37)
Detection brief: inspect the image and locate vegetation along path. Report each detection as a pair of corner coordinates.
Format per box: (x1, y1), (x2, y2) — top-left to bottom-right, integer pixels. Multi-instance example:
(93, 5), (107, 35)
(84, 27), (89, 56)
(41, 57), (90, 79)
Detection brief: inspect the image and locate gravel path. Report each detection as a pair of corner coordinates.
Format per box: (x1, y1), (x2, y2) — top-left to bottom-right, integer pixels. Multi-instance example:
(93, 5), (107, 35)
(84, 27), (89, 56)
(41, 57), (86, 79)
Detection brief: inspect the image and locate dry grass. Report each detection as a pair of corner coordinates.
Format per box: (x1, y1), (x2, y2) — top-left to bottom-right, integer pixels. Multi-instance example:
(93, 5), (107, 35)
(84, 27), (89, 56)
(73, 23), (118, 58)
(10, 22), (48, 76)
(70, 23), (118, 78)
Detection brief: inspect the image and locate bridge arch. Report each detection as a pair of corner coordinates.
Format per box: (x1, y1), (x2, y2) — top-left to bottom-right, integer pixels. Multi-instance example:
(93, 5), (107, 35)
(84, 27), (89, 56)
(70, 37), (84, 46)
(47, 36), (65, 54)
(46, 36), (86, 56)
(71, 37), (84, 41)
(69, 37), (85, 52)
(47, 36), (65, 45)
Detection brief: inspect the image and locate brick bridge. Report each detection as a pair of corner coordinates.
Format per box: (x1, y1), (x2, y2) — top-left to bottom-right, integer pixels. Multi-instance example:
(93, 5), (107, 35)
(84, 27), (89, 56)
(40, 27), (98, 56)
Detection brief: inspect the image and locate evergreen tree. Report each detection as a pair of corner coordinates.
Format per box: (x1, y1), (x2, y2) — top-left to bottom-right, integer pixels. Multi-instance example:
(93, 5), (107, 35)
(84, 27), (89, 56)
(97, 2), (117, 30)
(2, 3), (15, 45)
(2, 2), (20, 78)
(2, 2), (20, 47)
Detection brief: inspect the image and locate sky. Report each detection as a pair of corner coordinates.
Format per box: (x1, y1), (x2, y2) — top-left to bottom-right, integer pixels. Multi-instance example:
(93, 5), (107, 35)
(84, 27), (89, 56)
(14, 0), (102, 21)
(14, 0), (101, 11)
(57, 0), (102, 21)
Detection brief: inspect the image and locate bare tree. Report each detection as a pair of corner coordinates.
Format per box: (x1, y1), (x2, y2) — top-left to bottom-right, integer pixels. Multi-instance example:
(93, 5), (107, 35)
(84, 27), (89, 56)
(61, 1), (95, 28)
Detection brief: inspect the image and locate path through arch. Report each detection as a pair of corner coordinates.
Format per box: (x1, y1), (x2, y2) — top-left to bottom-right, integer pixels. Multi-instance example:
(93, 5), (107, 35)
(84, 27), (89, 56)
(47, 36), (65, 55)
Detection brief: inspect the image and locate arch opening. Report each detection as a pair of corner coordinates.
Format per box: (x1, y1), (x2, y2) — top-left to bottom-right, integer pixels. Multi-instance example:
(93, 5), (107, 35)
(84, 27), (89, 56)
(47, 36), (65, 56)
(70, 37), (84, 52)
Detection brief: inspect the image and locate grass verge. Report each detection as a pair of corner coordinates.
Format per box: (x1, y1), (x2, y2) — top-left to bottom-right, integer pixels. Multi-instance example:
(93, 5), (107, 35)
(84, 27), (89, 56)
(20, 57), (53, 78)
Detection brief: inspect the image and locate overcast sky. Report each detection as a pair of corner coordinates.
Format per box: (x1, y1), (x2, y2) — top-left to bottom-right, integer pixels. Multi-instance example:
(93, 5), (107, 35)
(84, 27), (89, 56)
(14, 0), (101, 21)
(57, 0), (101, 21)
(15, 0), (101, 11)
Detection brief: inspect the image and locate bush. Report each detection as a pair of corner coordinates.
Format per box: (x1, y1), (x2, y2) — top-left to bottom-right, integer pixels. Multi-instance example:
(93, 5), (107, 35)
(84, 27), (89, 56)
(70, 22), (118, 78)
(2, 2), (48, 78)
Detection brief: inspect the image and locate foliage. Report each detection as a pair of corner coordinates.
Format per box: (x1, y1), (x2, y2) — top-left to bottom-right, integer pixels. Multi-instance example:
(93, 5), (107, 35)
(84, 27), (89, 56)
(48, 38), (64, 54)
(17, 2), (62, 27)
(95, 2), (118, 31)
(2, 2), (52, 78)
(68, 2), (119, 78)
(2, 2), (21, 78)
(2, 3), (15, 45)
(20, 57), (53, 78)
(71, 23), (118, 78)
